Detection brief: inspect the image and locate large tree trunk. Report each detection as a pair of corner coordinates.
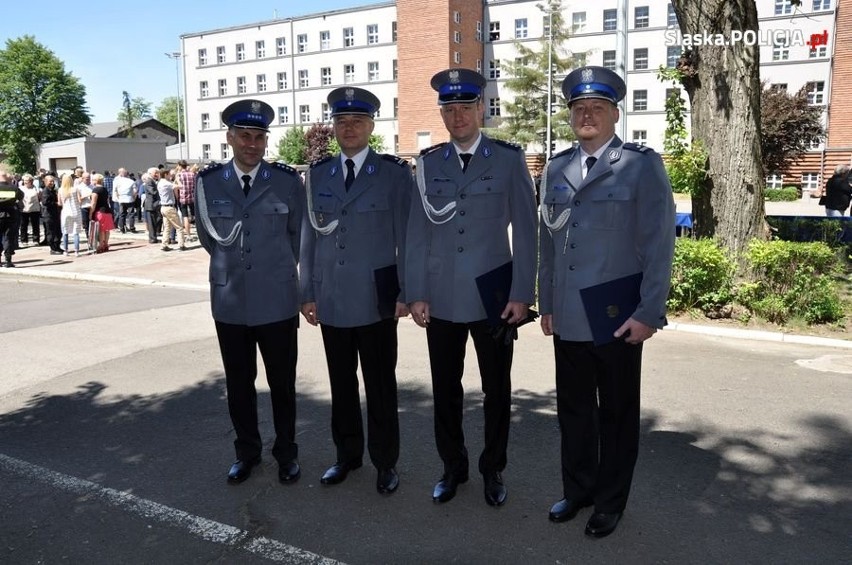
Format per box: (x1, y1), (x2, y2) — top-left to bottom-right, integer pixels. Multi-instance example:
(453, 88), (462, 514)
(672, 0), (769, 255)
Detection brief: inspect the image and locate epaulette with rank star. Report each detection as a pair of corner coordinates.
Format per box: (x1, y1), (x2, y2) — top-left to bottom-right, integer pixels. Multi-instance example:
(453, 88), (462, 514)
(309, 155), (334, 169)
(419, 142), (447, 157)
(622, 142), (652, 154)
(381, 153), (409, 167)
(197, 161), (223, 178)
(549, 147), (576, 161)
(271, 161), (299, 176)
(493, 139), (522, 152)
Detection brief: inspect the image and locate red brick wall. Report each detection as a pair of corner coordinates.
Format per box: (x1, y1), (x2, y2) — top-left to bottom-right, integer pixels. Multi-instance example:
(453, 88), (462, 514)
(827, 0), (852, 150)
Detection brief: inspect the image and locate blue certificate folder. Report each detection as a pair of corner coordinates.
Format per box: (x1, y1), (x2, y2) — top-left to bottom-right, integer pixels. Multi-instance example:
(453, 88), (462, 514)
(475, 261), (538, 331)
(374, 264), (400, 318)
(579, 272), (643, 345)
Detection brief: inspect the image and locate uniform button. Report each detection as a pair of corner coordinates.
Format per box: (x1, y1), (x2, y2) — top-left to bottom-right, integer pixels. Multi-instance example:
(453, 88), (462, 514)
(246, 248), (251, 253)
(570, 243), (577, 249)
(246, 264), (252, 270)
(338, 260), (344, 265)
(572, 222), (579, 228)
(457, 246), (464, 252)
(608, 193), (614, 198)
(340, 227), (347, 233)
(568, 265), (575, 271)
(243, 213), (249, 219)
(458, 228), (464, 234)
(244, 230), (250, 236)
(339, 243), (346, 249)
(342, 210), (348, 216)
(460, 194), (467, 200)
(459, 210), (466, 216)
(437, 189), (442, 194)
(574, 200), (581, 206)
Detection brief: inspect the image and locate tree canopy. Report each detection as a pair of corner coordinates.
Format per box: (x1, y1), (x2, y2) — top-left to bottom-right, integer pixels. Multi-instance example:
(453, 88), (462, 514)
(118, 92), (152, 135)
(155, 96), (184, 136)
(760, 83), (824, 177)
(277, 127), (307, 164)
(0, 36), (91, 173)
(488, 0), (581, 154)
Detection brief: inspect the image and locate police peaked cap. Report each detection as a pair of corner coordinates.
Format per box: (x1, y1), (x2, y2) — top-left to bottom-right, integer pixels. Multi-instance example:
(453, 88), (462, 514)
(221, 99), (274, 132)
(430, 68), (487, 105)
(561, 66), (627, 105)
(327, 87), (381, 118)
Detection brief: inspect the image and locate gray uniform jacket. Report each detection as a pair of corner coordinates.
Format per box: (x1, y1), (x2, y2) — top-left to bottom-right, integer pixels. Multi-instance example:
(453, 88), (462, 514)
(196, 160), (305, 327)
(406, 136), (538, 323)
(300, 150), (413, 328)
(538, 136), (675, 341)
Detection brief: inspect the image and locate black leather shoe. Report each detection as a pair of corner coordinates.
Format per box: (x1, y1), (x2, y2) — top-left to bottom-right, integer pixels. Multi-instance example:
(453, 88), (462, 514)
(585, 512), (623, 538)
(320, 461), (362, 485)
(432, 472), (469, 503)
(278, 460), (301, 484)
(549, 497), (593, 522)
(227, 457), (261, 484)
(483, 472), (507, 507)
(376, 468), (399, 494)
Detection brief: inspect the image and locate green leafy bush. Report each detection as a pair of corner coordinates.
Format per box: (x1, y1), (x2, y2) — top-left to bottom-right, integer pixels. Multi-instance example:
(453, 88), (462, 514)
(764, 186), (799, 201)
(668, 238), (735, 314)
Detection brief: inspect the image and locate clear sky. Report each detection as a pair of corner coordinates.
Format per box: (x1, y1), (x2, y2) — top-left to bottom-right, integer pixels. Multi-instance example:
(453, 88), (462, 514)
(1, 0), (371, 123)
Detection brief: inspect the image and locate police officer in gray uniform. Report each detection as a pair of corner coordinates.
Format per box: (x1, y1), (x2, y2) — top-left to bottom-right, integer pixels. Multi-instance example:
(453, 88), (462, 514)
(300, 87), (413, 495)
(538, 66), (675, 537)
(406, 68), (538, 507)
(196, 99), (306, 486)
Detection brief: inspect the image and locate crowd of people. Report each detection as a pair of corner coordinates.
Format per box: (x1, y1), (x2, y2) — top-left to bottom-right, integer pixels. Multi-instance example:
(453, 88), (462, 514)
(0, 161), (200, 266)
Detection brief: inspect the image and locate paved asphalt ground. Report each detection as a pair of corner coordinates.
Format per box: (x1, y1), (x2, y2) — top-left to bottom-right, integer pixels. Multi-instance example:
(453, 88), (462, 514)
(0, 197), (850, 563)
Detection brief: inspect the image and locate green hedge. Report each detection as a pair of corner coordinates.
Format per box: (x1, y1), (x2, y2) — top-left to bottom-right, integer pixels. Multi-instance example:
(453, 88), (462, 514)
(764, 186), (799, 202)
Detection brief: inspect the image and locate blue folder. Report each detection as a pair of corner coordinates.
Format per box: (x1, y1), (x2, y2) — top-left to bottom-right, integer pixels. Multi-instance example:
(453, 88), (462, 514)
(579, 272), (643, 346)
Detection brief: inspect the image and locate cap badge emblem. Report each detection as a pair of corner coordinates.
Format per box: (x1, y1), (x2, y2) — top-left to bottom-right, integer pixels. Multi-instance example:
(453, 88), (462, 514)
(251, 101), (261, 113)
(449, 70), (460, 83)
(581, 68), (594, 84)
(345, 88), (355, 100)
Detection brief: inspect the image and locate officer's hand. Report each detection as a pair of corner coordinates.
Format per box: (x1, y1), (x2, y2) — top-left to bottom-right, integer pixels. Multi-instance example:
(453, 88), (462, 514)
(410, 301), (430, 328)
(615, 317), (656, 345)
(501, 301), (528, 325)
(394, 302), (410, 319)
(300, 302), (318, 326)
(540, 314), (553, 336)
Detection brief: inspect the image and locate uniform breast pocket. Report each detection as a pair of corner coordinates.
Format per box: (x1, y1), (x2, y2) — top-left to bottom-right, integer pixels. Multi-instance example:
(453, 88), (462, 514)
(355, 194), (390, 232)
(468, 183), (505, 219)
(424, 181), (456, 212)
(261, 201), (290, 233)
(311, 195), (337, 229)
(590, 186), (633, 230)
(208, 203), (235, 234)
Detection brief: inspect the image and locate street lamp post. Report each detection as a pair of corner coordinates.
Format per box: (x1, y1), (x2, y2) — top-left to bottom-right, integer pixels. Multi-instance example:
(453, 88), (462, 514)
(165, 52), (184, 160)
(537, 1), (557, 159)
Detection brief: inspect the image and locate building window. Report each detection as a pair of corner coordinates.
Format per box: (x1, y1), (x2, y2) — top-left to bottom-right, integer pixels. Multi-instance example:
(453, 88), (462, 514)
(476, 21), (483, 42)
(813, 0), (831, 9)
(299, 105), (310, 123)
(198, 49), (207, 66)
(322, 103), (332, 122)
(200, 81), (209, 98)
(201, 113), (210, 130)
(489, 59), (501, 79)
(343, 27), (354, 47)
(602, 50), (616, 70)
(393, 59), (398, 80)
(276, 37), (286, 56)
(218, 79), (227, 96)
(667, 46), (681, 68)
(454, 51), (461, 64)
(667, 3), (678, 26)
(476, 59), (482, 73)
(772, 36), (790, 61)
(771, 83), (787, 92)
(632, 130), (647, 145)
(221, 143), (229, 160)
(665, 87), (681, 103)
(572, 12), (587, 33)
(489, 21), (501, 41)
(256, 40), (265, 59)
(236, 43), (245, 61)
(515, 18), (528, 39)
(394, 97), (398, 117)
(257, 74), (266, 93)
(297, 34), (308, 53)
(801, 172), (820, 192)
(809, 45), (827, 58)
(454, 10), (461, 24)
(202, 144), (211, 160)
(489, 98), (501, 117)
(278, 106), (289, 124)
(368, 62), (379, 82)
(775, 0), (793, 15)
(454, 30), (461, 44)
(633, 48), (648, 70)
(367, 24), (379, 44)
(766, 174), (784, 189)
(298, 69), (309, 88)
(320, 30), (331, 50)
(344, 64), (355, 84)
(809, 136), (822, 149)
(635, 6), (649, 28)
(807, 81), (825, 105)
(216, 46), (226, 64)
(392, 21), (398, 42)
(603, 9), (617, 31)
(633, 90), (648, 111)
(277, 72), (288, 90)
(321, 67), (332, 86)
(237, 76), (246, 94)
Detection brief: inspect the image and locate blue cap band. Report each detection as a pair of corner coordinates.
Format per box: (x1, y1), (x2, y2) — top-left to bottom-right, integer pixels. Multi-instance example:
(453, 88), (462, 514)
(228, 111), (268, 126)
(439, 82), (482, 97)
(570, 82), (618, 101)
(332, 100), (376, 114)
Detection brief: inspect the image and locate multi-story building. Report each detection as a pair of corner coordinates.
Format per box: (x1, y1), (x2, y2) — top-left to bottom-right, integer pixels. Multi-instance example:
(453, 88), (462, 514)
(180, 0), (850, 191)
